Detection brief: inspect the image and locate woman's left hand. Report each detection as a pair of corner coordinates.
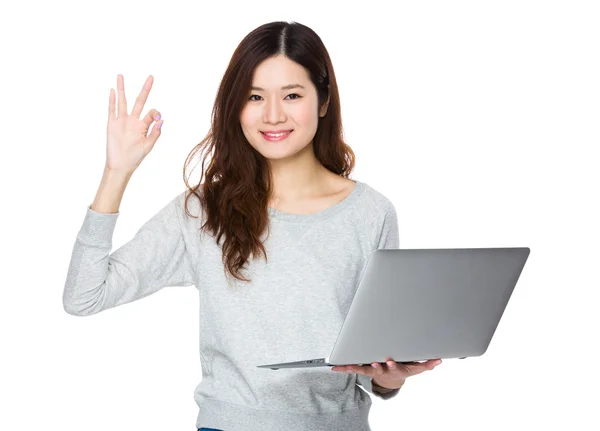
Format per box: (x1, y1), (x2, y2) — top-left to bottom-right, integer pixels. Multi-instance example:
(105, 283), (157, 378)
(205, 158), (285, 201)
(332, 357), (442, 390)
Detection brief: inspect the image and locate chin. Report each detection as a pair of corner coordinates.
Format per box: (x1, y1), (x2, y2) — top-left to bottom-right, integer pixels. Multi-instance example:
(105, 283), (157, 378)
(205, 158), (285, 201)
(258, 149), (301, 161)
(245, 131), (313, 161)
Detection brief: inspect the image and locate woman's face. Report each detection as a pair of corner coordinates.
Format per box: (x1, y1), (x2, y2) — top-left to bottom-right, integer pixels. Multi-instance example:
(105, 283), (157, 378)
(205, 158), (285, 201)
(240, 55), (329, 162)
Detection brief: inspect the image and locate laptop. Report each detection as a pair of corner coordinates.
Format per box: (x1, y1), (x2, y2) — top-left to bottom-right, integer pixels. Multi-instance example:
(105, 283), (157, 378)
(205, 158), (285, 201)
(256, 247), (530, 370)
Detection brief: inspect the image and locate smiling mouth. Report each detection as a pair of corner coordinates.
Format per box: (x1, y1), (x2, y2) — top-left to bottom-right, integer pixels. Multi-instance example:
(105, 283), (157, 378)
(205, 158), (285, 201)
(261, 130), (293, 136)
(260, 130), (294, 141)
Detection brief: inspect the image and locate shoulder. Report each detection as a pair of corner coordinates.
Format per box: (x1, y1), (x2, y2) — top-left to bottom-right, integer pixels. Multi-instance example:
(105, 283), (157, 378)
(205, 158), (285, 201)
(354, 180), (396, 217)
(170, 185), (206, 223)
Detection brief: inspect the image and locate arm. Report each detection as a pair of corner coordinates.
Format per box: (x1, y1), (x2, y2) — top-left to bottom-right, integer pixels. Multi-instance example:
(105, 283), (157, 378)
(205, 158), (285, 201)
(90, 166), (133, 214)
(356, 372), (401, 400)
(63, 168), (195, 316)
(373, 379), (404, 395)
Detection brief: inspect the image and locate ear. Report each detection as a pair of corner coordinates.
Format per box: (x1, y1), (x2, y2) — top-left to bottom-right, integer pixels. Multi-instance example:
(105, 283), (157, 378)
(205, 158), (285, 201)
(319, 85), (331, 117)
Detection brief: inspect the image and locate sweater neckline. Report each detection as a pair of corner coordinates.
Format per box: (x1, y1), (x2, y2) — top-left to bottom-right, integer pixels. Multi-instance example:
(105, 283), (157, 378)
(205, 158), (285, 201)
(267, 180), (364, 223)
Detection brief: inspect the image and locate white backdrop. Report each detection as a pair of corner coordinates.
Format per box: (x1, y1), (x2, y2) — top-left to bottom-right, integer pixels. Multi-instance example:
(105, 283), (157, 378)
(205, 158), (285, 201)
(1, 0), (598, 430)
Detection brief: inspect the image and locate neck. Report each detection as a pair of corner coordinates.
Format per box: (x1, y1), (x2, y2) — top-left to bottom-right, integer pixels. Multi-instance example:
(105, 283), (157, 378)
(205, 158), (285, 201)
(268, 141), (328, 203)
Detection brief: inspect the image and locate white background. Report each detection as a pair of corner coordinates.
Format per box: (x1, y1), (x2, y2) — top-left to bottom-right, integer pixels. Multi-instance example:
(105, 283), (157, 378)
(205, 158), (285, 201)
(1, 0), (598, 430)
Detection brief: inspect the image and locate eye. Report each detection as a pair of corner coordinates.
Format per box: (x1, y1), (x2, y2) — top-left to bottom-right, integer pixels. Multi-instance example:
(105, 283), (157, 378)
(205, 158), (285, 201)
(248, 93), (302, 101)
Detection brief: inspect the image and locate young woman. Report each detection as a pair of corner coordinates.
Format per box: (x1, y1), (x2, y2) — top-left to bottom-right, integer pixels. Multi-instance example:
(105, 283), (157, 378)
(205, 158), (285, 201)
(63, 21), (441, 431)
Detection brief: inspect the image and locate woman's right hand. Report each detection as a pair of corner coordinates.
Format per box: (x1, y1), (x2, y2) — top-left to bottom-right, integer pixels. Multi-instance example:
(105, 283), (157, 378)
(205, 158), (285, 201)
(105, 74), (163, 173)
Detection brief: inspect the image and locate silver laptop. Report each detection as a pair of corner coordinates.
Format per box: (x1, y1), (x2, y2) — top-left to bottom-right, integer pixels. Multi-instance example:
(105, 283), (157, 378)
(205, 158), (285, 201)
(257, 247), (530, 370)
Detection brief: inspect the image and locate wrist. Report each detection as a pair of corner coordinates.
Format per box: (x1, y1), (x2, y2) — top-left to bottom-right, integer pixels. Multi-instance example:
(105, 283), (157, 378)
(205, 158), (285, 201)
(372, 378), (404, 393)
(103, 165), (135, 180)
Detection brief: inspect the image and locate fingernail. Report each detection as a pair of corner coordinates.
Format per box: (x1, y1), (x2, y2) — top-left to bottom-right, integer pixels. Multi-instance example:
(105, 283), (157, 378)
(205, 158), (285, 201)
(372, 364), (378, 368)
(156, 114), (161, 121)
(158, 121), (163, 129)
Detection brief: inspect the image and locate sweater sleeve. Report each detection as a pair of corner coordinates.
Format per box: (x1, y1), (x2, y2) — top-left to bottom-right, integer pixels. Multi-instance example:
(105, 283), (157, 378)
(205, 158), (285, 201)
(355, 200), (401, 400)
(62, 191), (196, 316)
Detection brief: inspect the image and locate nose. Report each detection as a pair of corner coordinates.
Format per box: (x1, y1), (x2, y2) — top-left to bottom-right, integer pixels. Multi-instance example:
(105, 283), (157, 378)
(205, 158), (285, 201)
(263, 97), (286, 124)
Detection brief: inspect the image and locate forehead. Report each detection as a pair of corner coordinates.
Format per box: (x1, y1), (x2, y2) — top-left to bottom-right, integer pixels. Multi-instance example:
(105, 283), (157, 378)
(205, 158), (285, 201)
(251, 56), (310, 88)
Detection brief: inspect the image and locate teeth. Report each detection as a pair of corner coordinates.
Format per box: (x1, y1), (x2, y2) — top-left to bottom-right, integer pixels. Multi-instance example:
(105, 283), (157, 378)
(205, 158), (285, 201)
(263, 131), (291, 137)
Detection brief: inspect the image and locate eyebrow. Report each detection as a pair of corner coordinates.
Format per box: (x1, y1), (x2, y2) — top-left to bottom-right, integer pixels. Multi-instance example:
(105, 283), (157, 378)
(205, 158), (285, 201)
(250, 84), (305, 91)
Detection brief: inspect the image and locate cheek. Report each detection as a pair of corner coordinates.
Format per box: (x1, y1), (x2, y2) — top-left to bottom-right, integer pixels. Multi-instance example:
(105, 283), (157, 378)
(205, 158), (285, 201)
(239, 108), (254, 129)
(293, 106), (318, 127)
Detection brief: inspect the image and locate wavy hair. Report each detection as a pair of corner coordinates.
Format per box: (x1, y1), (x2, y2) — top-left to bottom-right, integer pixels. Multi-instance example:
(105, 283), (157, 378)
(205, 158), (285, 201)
(182, 21), (355, 285)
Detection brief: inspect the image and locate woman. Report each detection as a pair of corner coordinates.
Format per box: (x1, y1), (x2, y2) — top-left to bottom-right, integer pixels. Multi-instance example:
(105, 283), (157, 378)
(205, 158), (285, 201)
(63, 21), (441, 431)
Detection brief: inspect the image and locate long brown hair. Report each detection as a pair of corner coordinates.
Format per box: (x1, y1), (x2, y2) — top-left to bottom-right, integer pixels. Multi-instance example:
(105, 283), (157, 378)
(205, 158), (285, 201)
(182, 21), (355, 285)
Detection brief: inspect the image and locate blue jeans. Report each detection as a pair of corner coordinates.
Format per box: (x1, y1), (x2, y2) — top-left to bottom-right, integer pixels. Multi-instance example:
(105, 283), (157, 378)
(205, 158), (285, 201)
(198, 428), (223, 431)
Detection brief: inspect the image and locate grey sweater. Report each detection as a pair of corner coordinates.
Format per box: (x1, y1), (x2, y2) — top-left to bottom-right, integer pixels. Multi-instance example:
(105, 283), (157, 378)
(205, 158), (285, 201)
(63, 179), (401, 431)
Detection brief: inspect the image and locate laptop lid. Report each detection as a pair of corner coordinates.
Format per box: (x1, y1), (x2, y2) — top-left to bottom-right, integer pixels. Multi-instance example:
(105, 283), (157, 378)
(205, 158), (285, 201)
(326, 247), (530, 365)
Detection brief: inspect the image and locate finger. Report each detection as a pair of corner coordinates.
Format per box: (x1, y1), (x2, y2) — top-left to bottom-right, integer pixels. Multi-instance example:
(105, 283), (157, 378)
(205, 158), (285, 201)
(413, 359), (442, 369)
(349, 358), (395, 375)
(117, 74), (127, 118)
(351, 364), (375, 376)
(108, 88), (116, 121)
(144, 115), (163, 150)
(428, 359), (442, 368)
(382, 357), (401, 371)
(142, 109), (161, 130)
(333, 365), (368, 374)
(370, 363), (386, 376)
(384, 357), (426, 375)
(131, 75), (154, 119)
(404, 361), (439, 376)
